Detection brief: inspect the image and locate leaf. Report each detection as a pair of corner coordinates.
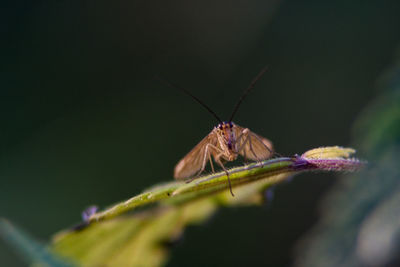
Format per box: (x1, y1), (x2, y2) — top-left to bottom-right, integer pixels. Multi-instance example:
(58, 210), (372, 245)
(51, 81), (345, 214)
(0, 147), (363, 267)
(45, 146), (363, 267)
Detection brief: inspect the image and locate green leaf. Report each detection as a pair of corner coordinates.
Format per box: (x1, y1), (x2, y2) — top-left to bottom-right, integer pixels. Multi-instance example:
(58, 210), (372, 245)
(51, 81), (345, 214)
(0, 147), (363, 267)
(45, 146), (363, 267)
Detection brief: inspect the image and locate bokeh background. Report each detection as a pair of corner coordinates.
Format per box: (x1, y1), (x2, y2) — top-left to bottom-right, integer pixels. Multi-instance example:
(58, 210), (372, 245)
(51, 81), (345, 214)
(2, 1), (400, 266)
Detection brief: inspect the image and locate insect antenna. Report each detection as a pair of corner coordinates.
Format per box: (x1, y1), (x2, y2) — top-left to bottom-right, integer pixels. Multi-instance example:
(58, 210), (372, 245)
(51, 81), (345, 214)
(156, 76), (223, 124)
(229, 67), (268, 122)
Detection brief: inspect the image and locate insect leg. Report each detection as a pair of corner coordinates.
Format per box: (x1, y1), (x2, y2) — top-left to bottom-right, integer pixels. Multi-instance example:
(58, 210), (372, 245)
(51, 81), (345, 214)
(237, 129), (262, 162)
(185, 145), (212, 184)
(237, 128), (275, 161)
(247, 132), (261, 161)
(208, 151), (215, 173)
(184, 144), (214, 184)
(242, 149), (248, 165)
(186, 143), (235, 197)
(249, 131), (274, 155)
(185, 143), (224, 185)
(195, 143), (221, 177)
(213, 154), (235, 197)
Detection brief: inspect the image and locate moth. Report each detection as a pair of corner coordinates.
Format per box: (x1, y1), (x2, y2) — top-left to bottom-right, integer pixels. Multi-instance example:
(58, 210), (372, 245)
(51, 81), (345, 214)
(162, 68), (274, 196)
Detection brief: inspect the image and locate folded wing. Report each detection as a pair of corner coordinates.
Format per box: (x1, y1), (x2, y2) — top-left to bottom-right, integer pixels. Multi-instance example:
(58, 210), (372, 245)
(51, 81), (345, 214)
(174, 131), (217, 179)
(234, 124), (274, 161)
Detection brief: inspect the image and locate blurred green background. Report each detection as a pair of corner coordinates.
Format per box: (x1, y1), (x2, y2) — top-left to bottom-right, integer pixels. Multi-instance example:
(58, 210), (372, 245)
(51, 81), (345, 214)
(1, 1), (400, 266)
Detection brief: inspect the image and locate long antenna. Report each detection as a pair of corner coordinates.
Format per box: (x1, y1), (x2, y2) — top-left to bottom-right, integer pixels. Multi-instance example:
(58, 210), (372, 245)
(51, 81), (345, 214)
(229, 67), (268, 122)
(156, 76), (223, 123)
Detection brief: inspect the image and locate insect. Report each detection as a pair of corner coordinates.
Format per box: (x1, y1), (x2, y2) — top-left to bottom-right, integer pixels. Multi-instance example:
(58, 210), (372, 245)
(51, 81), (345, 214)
(161, 68), (274, 196)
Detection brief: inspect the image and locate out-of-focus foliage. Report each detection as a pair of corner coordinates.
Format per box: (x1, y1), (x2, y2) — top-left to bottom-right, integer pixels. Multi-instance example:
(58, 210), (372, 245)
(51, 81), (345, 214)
(0, 219), (73, 267)
(294, 52), (400, 267)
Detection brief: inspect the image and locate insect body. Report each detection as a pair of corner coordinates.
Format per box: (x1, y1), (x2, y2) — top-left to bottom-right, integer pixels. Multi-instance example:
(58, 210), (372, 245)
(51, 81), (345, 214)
(161, 68), (274, 196)
(174, 122), (273, 180)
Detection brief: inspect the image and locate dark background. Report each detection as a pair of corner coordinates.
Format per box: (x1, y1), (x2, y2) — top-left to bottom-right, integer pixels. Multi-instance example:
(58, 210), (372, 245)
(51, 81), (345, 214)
(1, 1), (400, 266)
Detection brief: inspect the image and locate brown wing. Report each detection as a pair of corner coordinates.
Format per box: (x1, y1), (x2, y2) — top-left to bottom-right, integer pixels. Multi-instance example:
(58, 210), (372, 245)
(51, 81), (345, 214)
(174, 130), (217, 180)
(234, 124), (274, 161)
